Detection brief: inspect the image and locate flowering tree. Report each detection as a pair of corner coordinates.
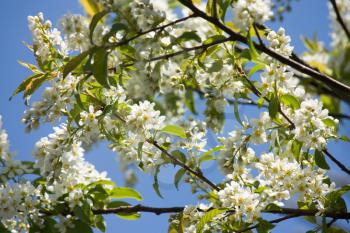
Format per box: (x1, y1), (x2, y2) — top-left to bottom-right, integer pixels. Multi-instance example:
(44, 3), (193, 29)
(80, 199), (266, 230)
(2, 0), (350, 232)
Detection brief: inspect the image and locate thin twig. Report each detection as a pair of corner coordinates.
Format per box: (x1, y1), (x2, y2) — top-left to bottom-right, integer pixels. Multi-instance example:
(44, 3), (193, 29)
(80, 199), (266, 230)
(330, 0), (350, 41)
(327, 218), (337, 228)
(323, 149), (350, 176)
(238, 66), (296, 128)
(151, 140), (220, 191)
(111, 112), (220, 191)
(236, 214), (300, 233)
(149, 36), (233, 62)
(107, 14), (197, 49)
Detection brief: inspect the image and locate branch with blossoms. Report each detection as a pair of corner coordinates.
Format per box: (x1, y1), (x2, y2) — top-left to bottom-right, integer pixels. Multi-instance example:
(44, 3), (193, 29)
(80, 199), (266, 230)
(329, 0), (350, 41)
(177, 0), (350, 100)
(3, 0), (350, 232)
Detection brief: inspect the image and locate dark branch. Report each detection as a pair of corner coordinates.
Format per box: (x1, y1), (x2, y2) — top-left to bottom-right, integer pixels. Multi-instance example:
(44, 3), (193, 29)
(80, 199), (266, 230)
(110, 111), (220, 191)
(149, 36), (233, 62)
(150, 140), (220, 191)
(92, 204), (184, 215)
(330, 0), (350, 41)
(43, 204), (350, 220)
(238, 66), (296, 129)
(177, 0), (350, 100)
(107, 14), (197, 49)
(323, 149), (350, 176)
(236, 214), (300, 233)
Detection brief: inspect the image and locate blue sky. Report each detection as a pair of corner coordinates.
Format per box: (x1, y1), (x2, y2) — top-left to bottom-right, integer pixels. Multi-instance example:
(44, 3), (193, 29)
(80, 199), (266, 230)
(0, 0), (349, 232)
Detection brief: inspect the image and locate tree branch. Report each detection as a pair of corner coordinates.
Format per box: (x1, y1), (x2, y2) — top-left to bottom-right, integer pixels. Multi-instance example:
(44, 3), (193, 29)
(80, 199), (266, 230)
(149, 36), (233, 62)
(330, 0), (350, 41)
(176, 0), (350, 100)
(110, 111), (220, 191)
(236, 214), (300, 233)
(238, 66), (296, 129)
(323, 149), (350, 176)
(92, 204), (184, 215)
(150, 140), (220, 191)
(90, 205), (350, 220)
(107, 14), (197, 49)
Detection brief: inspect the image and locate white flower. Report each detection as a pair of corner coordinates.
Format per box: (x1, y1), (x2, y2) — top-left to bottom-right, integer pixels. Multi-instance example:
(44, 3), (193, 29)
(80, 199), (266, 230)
(293, 99), (338, 149)
(266, 27), (294, 57)
(232, 0), (273, 30)
(129, 0), (165, 31)
(58, 13), (90, 52)
(126, 100), (165, 140)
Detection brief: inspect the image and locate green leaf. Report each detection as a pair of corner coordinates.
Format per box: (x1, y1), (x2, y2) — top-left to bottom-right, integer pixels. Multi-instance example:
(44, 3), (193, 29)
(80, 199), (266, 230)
(339, 135), (350, 142)
(264, 203), (282, 211)
(248, 64), (265, 77)
(207, 60), (223, 73)
(91, 47), (109, 87)
(291, 140), (302, 161)
(137, 142), (144, 160)
(176, 31), (202, 44)
(40, 218), (59, 233)
(89, 11), (109, 44)
(323, 118), (337, 130)
(10, 73), (45, 100)
(256, 219), (275, 233)
(80, 0), (102, 17)
(203, 35), (226, 45)
(94, 215), (106, 232)
(199, 146), (223, 165)
(314, 150), (330, 170)
(174, 168), (186, 190)
(205, 0), (215, 16)
(103, 23), (128, 42)
(325, 227), (348, 233)
(153, 166), (163, 198)
(268, 95), (279, 120)
(66, 220), (93, 233)
(18, 60), (40, 73)
(234, 99), (243, 126)
(247, 27), (259, 60)
(171, 150), (187, 163)
(10, 73), (43, 100)
(25, 73), (51, 98)
(0, 222), (10, 233)
(86, 179), (116, 189)
(115, 212), (141, 220)
(109, 187), (142, 201)
(196, 208), (226, 233)
(106, 200), (141, 220)
(280, 94), (300, 110)
(63, 50), (90, 78)
(107, 200), (130, 208)
(217, 0), (231, 21)
(73, 204), (93, 224)
(161, 125), (187, 138)
(185, 90), (197, 114)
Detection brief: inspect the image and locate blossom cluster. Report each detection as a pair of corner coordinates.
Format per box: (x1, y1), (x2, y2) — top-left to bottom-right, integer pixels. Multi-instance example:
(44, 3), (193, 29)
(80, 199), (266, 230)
(232, 0), (273, 30)
(3, 0), (348, 232)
